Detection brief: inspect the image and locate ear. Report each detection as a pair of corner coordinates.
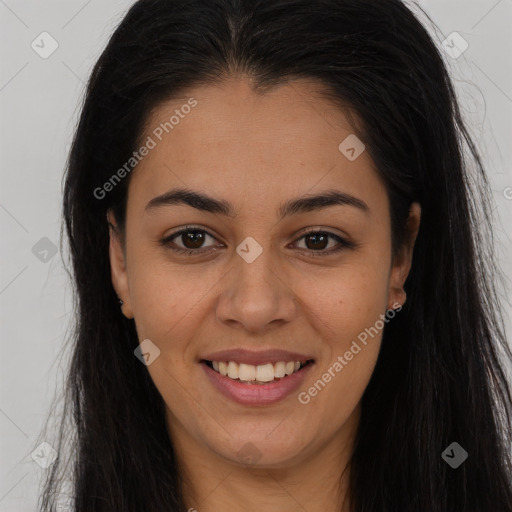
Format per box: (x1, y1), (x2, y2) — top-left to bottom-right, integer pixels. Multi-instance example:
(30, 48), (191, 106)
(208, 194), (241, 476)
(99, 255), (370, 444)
(387, 202), (421, 310)
(107, 209), (134, 319)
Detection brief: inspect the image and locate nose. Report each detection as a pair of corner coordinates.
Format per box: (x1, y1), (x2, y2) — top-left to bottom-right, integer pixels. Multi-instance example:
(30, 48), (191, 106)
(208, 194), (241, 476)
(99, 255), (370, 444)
(215, 247), (298, 333)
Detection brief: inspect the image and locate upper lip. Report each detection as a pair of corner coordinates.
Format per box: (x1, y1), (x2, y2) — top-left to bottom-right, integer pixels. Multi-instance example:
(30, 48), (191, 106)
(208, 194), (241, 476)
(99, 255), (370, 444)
(201, 348), (315, 366)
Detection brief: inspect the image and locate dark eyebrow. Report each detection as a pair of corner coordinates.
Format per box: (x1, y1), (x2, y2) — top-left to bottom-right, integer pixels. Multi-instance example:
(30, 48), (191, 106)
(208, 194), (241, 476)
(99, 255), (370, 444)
(145, 187), (370, 219)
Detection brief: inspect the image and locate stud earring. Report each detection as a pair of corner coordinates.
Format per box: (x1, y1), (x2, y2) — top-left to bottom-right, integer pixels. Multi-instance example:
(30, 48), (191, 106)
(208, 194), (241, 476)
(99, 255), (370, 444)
(118, 298), (124, 306)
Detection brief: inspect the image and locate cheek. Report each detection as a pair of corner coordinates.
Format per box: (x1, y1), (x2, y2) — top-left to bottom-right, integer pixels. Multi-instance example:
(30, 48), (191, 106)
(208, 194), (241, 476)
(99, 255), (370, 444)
(295, 256), (390, 344)
(292, 257), (389, 417)
(127, 254), (221, 345)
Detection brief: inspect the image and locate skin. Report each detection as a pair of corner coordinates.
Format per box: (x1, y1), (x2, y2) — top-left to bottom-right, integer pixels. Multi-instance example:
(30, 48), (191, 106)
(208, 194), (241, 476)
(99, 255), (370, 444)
(108, 75), (421, 512)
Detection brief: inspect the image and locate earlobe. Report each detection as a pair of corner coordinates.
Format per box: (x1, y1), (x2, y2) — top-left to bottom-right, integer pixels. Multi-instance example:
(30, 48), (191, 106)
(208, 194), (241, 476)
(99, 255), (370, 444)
(387, 202), (421, 310)
(107, 209), (134, 319)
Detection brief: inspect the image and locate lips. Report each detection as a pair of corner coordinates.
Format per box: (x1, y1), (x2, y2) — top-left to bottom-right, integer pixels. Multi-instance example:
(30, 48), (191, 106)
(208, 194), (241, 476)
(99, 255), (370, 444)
(199, 348), (316, 405)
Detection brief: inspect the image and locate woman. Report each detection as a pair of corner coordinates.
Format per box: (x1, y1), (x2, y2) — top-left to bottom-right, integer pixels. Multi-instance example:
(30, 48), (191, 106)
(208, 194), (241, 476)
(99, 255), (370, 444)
(37, 0), (512, 510)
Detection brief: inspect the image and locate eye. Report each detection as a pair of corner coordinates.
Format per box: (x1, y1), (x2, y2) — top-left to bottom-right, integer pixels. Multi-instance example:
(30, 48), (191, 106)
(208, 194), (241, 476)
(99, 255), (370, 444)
(292, 229), (356, 257)
(159, 226), (221, 254)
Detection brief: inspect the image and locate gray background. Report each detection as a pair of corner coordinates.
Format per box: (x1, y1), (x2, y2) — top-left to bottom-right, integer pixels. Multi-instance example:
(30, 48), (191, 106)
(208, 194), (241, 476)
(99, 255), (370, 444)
(1, 0), (511, 509)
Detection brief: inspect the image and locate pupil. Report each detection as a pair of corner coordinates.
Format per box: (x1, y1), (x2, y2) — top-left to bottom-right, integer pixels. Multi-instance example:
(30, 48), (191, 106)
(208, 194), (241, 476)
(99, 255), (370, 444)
(184, 231), (204, 249)
(306, 233), (327, 250)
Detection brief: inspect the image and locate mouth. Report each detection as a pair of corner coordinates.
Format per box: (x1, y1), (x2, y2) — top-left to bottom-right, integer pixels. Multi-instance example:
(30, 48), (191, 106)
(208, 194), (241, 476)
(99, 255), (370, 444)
(200, 356), (316, 406)
(201, 359), (315, 384)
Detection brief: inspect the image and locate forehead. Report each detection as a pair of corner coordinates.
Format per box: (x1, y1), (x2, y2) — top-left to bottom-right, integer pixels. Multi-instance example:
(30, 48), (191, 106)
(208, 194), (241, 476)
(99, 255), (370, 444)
(127, 77), (385, 218)
(142, 76), (357, 147)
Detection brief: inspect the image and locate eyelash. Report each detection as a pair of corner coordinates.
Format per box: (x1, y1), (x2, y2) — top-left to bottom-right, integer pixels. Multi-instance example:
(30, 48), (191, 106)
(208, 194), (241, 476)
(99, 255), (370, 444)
(159, 225), (356, 257)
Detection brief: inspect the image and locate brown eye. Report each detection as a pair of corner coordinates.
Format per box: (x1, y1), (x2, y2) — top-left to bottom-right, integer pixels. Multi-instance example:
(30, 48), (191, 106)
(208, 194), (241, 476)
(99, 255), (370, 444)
(293, 230), (355, 257)
(303, 232), (330, 250)
(178, 230), (207, 249)
(160, 226), (219, 254)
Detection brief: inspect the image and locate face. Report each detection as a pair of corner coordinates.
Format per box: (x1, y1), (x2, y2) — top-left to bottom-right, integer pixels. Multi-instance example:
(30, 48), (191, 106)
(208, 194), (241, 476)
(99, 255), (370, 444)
(108, 76), (420, 469)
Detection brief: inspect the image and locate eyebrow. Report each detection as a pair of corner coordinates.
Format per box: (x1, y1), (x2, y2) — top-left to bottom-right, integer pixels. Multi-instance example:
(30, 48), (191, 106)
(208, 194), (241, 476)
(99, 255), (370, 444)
(145, 187), (370, 219)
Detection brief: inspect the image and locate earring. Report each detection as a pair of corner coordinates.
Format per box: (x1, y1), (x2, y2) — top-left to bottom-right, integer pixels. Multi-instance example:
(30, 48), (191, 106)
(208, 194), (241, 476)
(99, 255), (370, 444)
(118, 298), (124, 306)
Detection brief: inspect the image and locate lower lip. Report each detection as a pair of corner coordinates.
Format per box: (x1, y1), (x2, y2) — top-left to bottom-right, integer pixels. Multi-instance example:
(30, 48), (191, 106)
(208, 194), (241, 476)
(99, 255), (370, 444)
(201, 361), (314, 406)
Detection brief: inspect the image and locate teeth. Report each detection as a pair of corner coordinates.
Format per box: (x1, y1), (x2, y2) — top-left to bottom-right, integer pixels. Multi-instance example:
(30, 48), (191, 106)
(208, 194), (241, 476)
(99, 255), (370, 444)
(274, 361), (285, 378)
(256, 363), (274, 382)
(238, 363), (255, 381)
(209, 360), (308, 383)
(218, 361), (228, 376)
(227, 361), (239, 379)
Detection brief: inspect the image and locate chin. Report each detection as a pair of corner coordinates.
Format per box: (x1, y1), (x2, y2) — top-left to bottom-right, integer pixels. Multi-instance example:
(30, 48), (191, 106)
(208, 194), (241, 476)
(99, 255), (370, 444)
(206, 426), (312, 468)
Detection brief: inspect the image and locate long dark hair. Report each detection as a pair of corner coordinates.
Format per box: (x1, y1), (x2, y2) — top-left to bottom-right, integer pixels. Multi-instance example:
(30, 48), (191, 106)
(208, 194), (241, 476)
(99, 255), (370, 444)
(36, 0), (512, 510)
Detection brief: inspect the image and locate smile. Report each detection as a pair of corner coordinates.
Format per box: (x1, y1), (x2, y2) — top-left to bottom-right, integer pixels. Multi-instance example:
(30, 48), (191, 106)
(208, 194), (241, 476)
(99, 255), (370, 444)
(204, 359), (313, 384)
(201, 359), (315, 405)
